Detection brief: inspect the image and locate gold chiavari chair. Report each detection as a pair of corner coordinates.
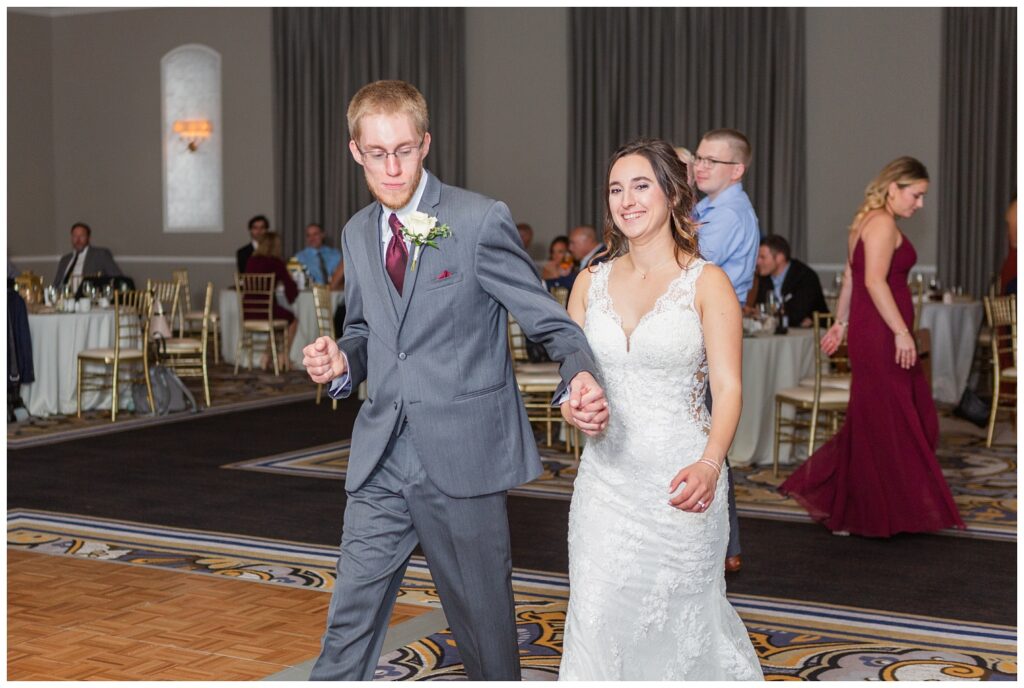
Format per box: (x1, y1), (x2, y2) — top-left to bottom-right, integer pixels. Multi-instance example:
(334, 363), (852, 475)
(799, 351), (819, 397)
(161, 282), (213, 407)
(312, 283), (338, 411)
(773, 311), (851, 477)
(911, 276), (933, 385)
(173, 268), (221, 363)
(77, 289), (154, 421)
(234, 272), (289, 375)
(983, 294), (1016, 447)
(507, 313), (580, 462)
(550, 286), (570, 309)
(146, 278), (182, 337)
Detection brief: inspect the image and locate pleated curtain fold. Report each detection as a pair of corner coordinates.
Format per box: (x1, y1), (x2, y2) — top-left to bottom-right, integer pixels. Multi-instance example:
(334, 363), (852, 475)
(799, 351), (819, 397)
(569, 8), (807, 256)
(938, 8), (1016, 298)
(273, 8), (466, 256)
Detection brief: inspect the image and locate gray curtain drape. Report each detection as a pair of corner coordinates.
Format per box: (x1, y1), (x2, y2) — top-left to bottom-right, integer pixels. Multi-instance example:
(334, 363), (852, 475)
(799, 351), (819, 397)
(938, 8), (1016, 297)
(273, 8), (465, 256)
(569, 8), (806, 256)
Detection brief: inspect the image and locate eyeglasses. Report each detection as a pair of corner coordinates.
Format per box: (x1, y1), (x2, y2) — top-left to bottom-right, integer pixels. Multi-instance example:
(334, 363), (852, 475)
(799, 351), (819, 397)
(356, 137), (425, 167)
(693, 155), (741, 169)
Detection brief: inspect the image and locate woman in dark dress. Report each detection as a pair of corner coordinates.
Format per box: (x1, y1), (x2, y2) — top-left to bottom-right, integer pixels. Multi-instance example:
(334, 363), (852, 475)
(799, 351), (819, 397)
(779, 157), (965, 537)
(541, 235), (577, 291)
(245, 231), (298, 370)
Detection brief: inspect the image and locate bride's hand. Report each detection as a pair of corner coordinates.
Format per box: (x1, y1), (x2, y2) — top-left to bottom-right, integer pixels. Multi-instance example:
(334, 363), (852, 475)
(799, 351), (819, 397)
(668, 461), (720, 512)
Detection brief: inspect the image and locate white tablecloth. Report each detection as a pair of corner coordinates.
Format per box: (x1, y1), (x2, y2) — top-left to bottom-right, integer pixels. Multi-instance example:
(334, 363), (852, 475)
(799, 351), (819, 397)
(21, 309), (117, 416)
(731, 328), (816, 467)
(920, 300), (984, 404)
(219, 289), (345, 368)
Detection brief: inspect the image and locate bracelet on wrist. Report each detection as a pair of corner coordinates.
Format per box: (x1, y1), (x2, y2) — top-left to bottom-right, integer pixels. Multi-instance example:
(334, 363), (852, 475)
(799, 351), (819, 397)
(836, 320), (848, 328)
(894, 328), (910, 337)
(697, 458), (723, 475)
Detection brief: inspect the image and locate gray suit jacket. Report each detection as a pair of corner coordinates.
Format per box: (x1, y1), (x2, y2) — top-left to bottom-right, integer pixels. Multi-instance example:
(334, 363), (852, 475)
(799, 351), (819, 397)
(54, 246), (122, 285)
(337, 173), (597, 498)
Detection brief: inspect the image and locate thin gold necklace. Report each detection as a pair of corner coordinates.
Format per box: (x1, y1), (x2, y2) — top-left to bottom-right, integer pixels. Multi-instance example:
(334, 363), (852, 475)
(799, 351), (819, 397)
(632, 255), (677, 280)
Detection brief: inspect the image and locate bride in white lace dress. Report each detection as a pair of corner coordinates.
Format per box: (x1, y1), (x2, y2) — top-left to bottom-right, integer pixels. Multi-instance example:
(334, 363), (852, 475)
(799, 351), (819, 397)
(558, 139), (763, 680)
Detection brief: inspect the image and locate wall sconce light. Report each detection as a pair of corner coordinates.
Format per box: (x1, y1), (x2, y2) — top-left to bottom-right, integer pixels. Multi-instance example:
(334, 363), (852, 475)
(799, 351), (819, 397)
(172, 119), (213, 152)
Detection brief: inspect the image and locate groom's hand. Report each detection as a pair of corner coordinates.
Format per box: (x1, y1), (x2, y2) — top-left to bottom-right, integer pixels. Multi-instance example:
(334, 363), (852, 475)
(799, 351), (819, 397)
(561, 371), (608, 436)
(303, 336), (347, 384)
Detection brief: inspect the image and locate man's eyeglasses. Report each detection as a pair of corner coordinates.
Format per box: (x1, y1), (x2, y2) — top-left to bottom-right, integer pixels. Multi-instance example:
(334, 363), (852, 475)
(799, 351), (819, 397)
(693, 155), (741, 169)
(356, 137), (425, 167)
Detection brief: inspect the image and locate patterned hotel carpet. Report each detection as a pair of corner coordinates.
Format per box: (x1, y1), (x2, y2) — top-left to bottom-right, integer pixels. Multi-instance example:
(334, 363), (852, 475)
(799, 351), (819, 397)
(8, 510), (1017, 681)
(225, 419), (1017, 542)
(7, 364), (317, 447)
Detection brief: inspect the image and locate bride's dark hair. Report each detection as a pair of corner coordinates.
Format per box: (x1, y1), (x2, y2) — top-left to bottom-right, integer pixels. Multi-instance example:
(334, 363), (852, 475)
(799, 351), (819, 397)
(597, 138), (701, 270)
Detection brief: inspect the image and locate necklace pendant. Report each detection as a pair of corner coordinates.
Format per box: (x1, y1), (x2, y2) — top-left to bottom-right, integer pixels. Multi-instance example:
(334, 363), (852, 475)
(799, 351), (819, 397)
(640, 273), (646, 280)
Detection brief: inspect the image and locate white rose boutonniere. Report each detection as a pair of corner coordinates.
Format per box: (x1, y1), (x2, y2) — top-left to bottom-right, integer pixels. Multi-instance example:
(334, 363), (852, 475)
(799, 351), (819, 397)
(399, 211), (452, 270)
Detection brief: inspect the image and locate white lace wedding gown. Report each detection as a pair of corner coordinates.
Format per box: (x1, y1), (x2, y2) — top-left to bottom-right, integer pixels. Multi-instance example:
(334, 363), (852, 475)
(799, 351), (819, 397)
(559, 259), (763, 681)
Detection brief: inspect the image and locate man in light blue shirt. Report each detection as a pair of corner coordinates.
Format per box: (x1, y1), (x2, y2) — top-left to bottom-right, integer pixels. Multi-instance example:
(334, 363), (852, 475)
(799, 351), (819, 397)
(293, 223), (342, 285)
(693, 129), (761, 303)
(692, 128), (762, 575)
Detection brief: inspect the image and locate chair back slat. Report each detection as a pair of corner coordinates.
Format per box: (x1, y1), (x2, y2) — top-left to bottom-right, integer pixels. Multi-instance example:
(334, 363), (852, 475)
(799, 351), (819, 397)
(235, 272), (277, 323)
(811, 311), (850, 379)
(114, 290), (152, 356)
(146, 279), (182, 335)
(507, 314), (529, 363)
(550, 286), (570, 309)
(172, 268), (192, 313)
(311, 284), (336, 339)
(984, 294), (1017, 369)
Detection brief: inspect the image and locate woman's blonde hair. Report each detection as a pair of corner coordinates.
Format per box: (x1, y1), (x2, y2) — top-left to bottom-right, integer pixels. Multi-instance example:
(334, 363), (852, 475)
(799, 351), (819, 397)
(254, 231), (283, 259)
(347, 80), (429, 142)
(849, 156), (929, 233)
(600, 138), (701, 269)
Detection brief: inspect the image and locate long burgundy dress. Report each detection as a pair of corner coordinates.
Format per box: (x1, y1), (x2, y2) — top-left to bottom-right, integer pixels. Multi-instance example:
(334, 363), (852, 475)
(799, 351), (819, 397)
(779, 235), (965, 536)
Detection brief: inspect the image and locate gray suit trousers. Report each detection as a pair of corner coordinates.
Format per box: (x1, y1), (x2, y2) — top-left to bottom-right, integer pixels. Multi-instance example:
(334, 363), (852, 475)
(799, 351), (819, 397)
(309, 421), (521, 681)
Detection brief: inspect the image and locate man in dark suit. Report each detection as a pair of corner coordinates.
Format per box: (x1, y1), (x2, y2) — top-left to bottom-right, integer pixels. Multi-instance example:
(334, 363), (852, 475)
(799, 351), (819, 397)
(53, 222), (122, 289)
(751, 235), (828, 327)
(236, 215), (269, 274)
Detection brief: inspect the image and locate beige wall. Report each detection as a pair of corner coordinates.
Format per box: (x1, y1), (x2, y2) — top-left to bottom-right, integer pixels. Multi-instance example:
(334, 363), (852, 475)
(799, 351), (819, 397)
(10, 8), (274, 298)
(465, 8), (570, 261)
(806, 8), (942, 271)
(8, 11), (56, 257)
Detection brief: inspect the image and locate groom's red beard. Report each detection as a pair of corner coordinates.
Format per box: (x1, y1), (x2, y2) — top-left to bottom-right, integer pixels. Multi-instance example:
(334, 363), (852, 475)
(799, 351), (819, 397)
(364, 164), (423, 210)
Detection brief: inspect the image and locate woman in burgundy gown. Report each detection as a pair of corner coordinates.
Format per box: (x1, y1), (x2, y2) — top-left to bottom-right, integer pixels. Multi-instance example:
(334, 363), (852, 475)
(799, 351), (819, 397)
(245, 231), (299, 370)
(779, 157), (965, 537)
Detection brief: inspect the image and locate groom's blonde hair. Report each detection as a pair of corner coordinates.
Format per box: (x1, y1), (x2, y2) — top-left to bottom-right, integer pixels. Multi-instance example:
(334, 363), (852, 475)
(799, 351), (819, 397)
(347, 80), (429, 142)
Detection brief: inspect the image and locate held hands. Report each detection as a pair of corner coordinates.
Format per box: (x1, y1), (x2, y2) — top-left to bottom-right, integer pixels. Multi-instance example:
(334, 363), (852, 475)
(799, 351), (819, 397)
(668, 460), (721, 512)
(302, 336), (347, 384)
(820, 322), (846, 356)
(560, 371), (609, 436)
(894, 331), (917, 369)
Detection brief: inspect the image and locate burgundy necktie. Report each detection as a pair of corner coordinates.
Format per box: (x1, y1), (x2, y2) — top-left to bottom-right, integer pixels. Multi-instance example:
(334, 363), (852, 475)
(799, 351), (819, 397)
(386, 213), (409, 295)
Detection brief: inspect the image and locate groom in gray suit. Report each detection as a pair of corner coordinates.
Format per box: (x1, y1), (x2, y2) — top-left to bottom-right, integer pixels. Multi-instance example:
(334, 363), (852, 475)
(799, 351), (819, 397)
(302, 81), (609, 681)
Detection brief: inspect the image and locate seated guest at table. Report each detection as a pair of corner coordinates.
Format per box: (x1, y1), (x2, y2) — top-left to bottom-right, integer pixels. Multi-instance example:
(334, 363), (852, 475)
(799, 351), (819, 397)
(245, 231), (298, 370)
(748, 235), (828, 327)
(568, 224), (608, 270)
(541, 235), (576, 291)
(293, 223), (342, 286)
(53, 222), (122, 290)
(1001, 198), (1016, 295)
(516, 222), (535, 258)
(779, 156), (964, 537)
(236, 215), (269, 275)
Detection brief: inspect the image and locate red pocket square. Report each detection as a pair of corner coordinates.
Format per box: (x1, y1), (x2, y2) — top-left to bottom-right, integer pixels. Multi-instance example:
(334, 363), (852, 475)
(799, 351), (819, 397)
(436, 270), (453, 280)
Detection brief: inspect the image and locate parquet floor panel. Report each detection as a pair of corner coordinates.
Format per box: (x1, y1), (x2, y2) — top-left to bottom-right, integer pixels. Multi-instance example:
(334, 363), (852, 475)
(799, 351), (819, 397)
(7, 549), (430, 680)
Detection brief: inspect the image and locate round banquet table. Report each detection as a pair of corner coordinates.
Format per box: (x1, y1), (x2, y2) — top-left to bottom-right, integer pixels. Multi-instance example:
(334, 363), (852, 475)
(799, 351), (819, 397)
(219, 288), (345, 368)
(919, 299), (985, 405)
(20, 308), (117, 416)
(730, 328), (816, 467)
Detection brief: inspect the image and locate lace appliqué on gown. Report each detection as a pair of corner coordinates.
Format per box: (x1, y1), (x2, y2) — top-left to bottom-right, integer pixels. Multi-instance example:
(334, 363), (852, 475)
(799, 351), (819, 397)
(559, 259), (763, 681)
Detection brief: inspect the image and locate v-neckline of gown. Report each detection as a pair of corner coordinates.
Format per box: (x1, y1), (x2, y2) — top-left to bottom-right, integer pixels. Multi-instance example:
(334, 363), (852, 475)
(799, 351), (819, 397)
(604, 264), (690, 353)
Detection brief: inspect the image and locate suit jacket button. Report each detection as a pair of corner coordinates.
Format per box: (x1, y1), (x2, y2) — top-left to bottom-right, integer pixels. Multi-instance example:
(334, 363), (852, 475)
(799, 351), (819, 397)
(398, 352), (407, 360)
(393, 401), (398, 410)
